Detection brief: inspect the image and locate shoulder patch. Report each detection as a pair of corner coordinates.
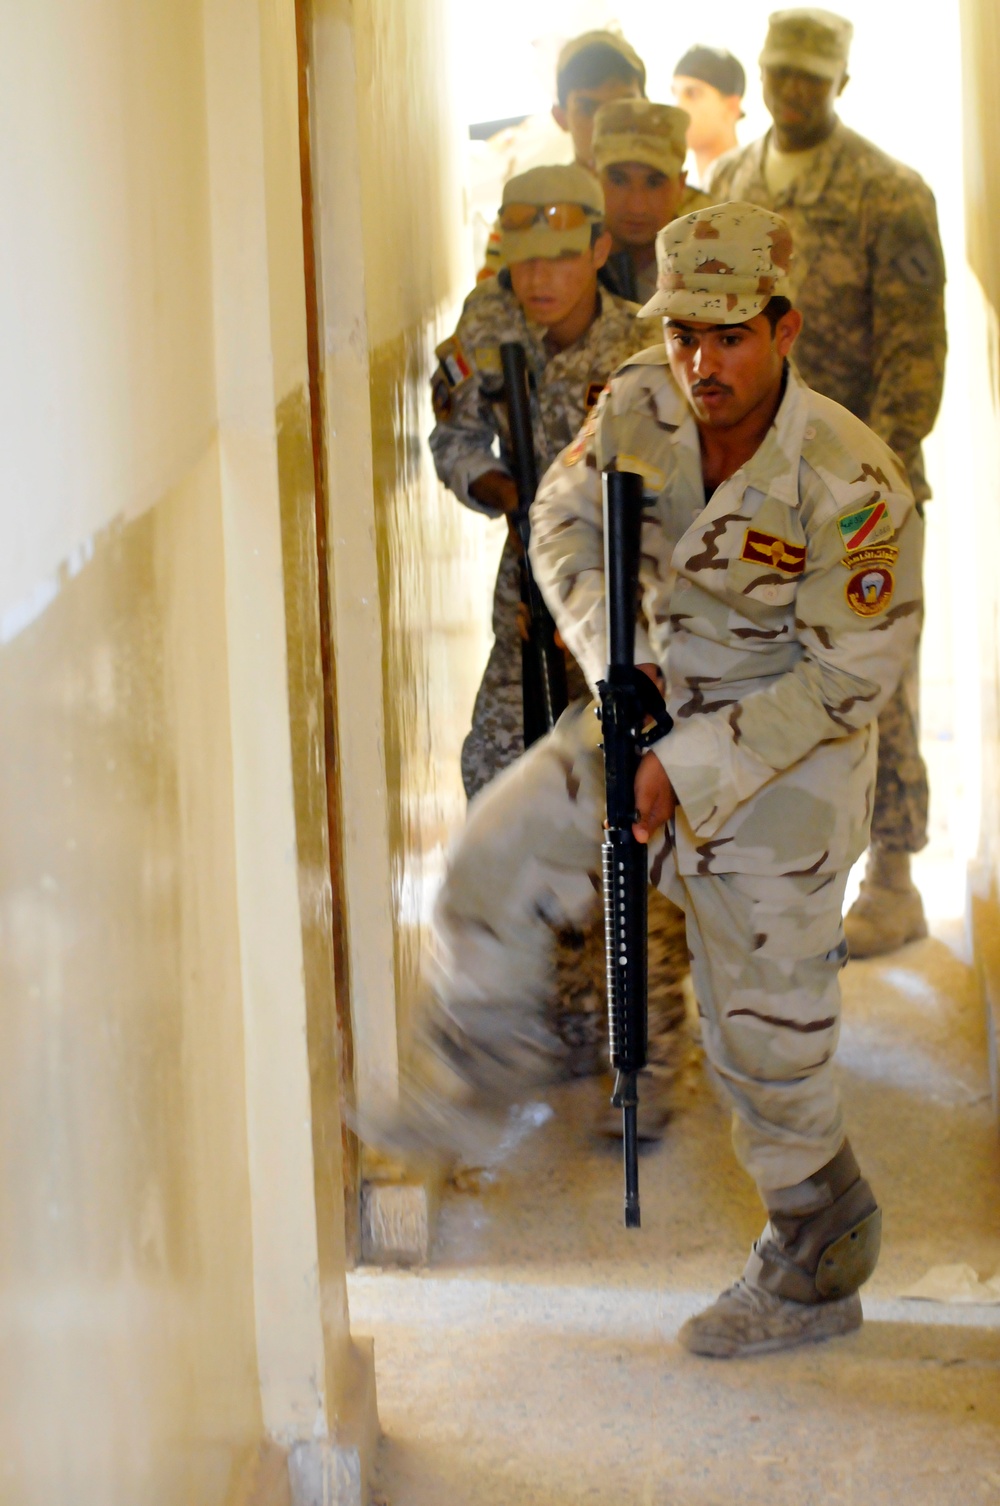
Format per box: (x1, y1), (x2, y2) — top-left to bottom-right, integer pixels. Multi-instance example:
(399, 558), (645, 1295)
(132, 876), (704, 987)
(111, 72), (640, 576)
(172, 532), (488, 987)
(894, 240), (940, 287)
(837, 496), (894, 552)
(434, 335), (473, 390)
(846, 565), (894, 617)
(840, 544), (899, 570)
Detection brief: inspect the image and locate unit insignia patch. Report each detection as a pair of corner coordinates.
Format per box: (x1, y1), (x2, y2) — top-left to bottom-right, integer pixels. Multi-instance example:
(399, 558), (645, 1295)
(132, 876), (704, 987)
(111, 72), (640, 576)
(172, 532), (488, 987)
(846, 565), (894, 617)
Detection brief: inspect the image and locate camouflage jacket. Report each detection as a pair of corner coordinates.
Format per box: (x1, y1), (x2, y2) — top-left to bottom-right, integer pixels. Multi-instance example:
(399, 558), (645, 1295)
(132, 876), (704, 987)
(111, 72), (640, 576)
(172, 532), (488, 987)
(709, 121), (946, 501)
(428, 278), (658, 513)
(531, 352), (923, 877)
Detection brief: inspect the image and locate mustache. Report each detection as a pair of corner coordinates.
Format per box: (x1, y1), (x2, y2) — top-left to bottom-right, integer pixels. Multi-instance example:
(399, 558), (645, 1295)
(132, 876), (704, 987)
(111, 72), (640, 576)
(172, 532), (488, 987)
(691, 379), (733, 396)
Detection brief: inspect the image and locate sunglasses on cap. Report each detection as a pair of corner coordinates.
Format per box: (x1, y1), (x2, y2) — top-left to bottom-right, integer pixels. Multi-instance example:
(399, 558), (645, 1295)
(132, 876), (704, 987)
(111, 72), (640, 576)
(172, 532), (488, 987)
(499, 202), (599, 232)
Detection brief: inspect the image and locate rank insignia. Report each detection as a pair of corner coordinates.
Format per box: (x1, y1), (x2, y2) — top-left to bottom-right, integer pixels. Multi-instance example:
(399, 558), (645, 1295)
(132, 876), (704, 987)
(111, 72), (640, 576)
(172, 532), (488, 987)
(740, 528), (806, 574)
(846, 564), (894, 616)
(837, 496), (894, 553)
(434, 335), (473, 390)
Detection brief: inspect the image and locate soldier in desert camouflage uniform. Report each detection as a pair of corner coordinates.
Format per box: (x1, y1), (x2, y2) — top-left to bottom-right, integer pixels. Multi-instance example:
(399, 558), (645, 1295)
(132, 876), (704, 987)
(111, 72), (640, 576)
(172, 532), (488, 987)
(709, 8), (946, 956)
(386, 204), (922, 1358)
(593, 99), (713, 306)
(429, 162), (686, 1133)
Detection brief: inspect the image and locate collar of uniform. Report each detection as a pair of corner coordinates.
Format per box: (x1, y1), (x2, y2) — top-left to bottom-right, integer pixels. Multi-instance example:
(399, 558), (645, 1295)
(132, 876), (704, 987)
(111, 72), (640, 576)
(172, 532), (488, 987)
(762, 118), (845, 208)
(738, 362), (810, 506)
(630, 357), (808, 509)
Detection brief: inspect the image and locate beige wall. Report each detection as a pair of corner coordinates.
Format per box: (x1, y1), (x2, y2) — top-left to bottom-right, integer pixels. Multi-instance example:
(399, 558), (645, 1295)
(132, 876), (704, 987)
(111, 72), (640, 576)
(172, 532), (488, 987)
(960, 0), (1000, 1118)
(0, 0), (374, 1500)
(310, 0), (496, 1112)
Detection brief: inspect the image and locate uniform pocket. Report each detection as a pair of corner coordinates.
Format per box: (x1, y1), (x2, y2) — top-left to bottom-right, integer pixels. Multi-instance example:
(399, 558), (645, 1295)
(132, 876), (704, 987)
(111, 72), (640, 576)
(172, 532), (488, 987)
(725, 555), (800, 610)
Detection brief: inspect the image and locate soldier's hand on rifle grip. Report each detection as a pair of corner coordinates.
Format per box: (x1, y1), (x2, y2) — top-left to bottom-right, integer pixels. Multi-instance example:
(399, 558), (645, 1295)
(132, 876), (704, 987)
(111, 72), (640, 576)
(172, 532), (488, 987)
(632, 750), (676, 845)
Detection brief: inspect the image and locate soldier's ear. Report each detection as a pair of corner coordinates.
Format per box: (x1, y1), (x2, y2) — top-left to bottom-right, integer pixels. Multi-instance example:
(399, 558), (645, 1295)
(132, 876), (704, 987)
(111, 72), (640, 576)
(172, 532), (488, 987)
(774, 306), (803, 358)
(552, 102), (569, 133)
(836, 71), (849, 98)
(591, 230), (613, 270)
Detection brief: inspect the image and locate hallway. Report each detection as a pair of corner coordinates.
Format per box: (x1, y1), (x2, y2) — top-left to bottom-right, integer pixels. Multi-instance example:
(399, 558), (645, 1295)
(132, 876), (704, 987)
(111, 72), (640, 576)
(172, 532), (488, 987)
(350, 879), (1000, 1505)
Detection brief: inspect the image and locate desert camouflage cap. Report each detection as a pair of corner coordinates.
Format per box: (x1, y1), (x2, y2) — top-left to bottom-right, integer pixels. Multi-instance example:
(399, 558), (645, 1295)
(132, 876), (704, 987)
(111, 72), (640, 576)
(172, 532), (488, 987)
(637, 201), (794, 323)
(556, 30), (646, 93)
(759, 9), (852, 81)
(593, 100), (690, 177)
(500, 164), (605, 263)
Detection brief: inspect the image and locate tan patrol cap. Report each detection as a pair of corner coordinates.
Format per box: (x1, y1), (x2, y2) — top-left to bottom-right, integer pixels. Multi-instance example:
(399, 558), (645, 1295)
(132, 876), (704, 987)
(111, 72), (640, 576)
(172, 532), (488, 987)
(593, 100), (690, 177)
(500, 165), (605, 264)
(759, 8), (852, 81)
(637, 201), (794, 323)
(556, 30), (646, 93)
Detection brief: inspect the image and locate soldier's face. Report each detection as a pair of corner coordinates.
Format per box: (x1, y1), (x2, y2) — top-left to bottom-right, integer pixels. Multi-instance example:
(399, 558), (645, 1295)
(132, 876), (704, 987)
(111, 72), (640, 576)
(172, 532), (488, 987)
(762, 65), (845, 150)
(552, 78), (643, 167)
(664, 308), (802, 430)
(509, 241), (610, 328)
(600, 163), (686, 250)
(671, 77), (742, 153)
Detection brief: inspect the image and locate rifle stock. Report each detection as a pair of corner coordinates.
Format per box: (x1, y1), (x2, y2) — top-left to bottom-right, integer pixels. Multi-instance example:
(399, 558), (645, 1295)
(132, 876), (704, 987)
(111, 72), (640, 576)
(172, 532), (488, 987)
(598, 465), (672, 1228)
(500, 341), (568, 745)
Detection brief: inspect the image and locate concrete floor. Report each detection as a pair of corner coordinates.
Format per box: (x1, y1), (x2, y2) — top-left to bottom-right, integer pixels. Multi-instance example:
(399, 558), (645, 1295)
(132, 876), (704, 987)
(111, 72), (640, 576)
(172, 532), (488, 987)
(349, 867), (1000, 1505)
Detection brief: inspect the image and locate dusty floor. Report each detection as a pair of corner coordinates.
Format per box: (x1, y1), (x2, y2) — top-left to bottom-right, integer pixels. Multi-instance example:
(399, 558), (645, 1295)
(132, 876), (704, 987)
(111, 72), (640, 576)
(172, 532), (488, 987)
(349, 857), (1000, 1505)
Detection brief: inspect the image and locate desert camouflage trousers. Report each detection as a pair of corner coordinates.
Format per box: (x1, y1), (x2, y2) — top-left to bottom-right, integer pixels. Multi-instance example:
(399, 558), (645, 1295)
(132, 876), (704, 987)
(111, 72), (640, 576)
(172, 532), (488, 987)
(429, 700), (850, 1193)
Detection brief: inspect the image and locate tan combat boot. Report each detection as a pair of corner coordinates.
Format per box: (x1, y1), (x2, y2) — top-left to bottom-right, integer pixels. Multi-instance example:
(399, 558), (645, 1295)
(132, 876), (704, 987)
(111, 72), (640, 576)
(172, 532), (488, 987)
(678, 1278), (863, 1358)
(844, 848), (928, 958)
(679, 1143), (879, 1358)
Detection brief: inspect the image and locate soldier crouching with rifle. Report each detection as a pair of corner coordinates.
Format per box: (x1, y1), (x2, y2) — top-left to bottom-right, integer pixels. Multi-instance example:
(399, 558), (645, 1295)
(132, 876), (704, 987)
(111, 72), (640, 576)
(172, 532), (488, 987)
(372, 202), (920, 1358)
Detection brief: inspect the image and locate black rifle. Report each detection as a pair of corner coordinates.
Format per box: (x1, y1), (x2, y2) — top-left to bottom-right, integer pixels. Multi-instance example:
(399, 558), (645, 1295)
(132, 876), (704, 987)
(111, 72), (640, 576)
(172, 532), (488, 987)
(598, 465), (673, 1228)
(500, 341), (569, 746)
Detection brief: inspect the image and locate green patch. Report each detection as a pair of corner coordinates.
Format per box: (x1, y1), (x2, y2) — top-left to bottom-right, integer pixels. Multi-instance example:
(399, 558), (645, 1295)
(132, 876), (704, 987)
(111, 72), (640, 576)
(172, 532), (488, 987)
(837, 498), (894, 553)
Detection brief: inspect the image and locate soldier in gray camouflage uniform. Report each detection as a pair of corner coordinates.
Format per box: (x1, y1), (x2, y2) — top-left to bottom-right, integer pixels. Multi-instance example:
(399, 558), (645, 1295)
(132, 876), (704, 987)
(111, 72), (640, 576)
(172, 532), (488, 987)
(388, 203), (922, 1357)
(708, 8), (946, 956)
(429, 162), (686, 1134)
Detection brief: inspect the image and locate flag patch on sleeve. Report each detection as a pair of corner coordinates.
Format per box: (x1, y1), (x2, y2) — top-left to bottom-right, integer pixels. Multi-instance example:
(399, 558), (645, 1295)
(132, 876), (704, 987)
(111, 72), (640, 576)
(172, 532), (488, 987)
(435, 336), (473, 390)
(837, 497), (894, 552)
(740, 528), (806, 574)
